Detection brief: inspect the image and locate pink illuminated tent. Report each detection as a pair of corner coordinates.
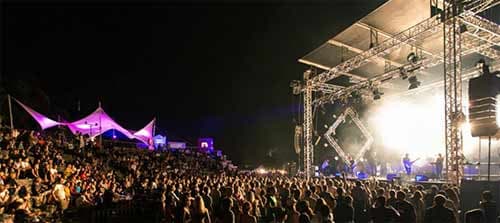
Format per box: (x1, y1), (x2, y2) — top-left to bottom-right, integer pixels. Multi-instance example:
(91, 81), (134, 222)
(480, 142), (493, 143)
(132, 118), (155, 146)
(14, 99), (61, 130)
(65, 107), (136, 139)
(14, 99), (155, 146)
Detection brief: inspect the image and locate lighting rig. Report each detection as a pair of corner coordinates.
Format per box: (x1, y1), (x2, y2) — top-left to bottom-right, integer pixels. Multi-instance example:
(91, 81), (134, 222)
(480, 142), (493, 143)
(293, 0), (500, 181)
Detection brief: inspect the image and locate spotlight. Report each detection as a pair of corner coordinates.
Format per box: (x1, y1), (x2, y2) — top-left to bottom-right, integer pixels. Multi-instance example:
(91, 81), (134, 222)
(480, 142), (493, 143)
(407, 52), (419, 64)
(324, 124), (329, 129)
(415, 175), (429, 182)
(399, 68), (409, 80)
(256, 168), (267, 175)
(459, 24), (467, 33)
(476, 58), (486, 69)
(334, 156), (339, 161)
(372, 88), (383, 100)
(408, 76), (421, 90)
(324, 143), (328, 147)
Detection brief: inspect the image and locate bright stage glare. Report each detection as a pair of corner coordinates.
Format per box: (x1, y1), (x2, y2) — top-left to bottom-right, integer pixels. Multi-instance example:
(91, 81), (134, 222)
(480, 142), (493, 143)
(369, 93), (496, 162)
(256, 168), (267, 175)
(369, 98), (445, 163)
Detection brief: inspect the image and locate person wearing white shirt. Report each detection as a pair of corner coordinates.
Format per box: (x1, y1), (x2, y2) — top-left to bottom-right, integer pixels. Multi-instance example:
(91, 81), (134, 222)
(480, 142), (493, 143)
(52, 178), (69, 213)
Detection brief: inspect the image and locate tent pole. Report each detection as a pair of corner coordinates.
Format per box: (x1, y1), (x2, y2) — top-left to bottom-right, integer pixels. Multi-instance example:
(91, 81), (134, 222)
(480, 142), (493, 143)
(152, 119), (156, 150)
(8, 94), (13, 129)
(99, 105), (102, 148)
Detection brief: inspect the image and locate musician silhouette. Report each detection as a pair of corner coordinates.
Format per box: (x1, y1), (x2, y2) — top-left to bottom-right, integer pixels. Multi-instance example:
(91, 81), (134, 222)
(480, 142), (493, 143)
(435, 153), (444, 179)
(402, 153), (419, 176)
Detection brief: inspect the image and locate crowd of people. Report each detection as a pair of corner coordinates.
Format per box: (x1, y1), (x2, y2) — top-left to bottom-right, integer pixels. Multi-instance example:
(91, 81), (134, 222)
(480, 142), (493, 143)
(0, 126), (497, 223)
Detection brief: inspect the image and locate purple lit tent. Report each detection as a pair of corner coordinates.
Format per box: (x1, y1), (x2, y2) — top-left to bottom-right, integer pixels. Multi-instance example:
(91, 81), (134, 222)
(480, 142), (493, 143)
(14, 99), (155, 146)
(66, 107), (136, 139)
(14, 99), (61, 130)
(132, 118), (155, 145)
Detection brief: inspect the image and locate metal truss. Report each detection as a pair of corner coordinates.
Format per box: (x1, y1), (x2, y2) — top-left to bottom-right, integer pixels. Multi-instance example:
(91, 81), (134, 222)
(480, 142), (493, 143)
(391, 60), (500, 98)
(443, 0), (464, 185)
(312, 16), (500, 105)
(324, 107), (374, 165)
(461, 14), (500, 42)
(303, 71), (314, 178)
(300, 0), (498, 180)
(309, 0), (497, 85)
(462, 36), (499, 59)
(354, 22), (439, 60)
(310, 16), (500, 106)
(313, 60), (436, 106)
(312, 83), (345, 94)
(311, 15), (443, 84)
(463, 0), (500, 15)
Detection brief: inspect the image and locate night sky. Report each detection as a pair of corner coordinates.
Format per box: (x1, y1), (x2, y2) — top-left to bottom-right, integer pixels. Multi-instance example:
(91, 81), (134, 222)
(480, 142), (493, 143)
(2, 0), (386, 166)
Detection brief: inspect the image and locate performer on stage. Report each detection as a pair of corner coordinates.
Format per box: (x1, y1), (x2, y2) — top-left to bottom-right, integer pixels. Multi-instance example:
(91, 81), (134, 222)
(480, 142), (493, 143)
(402, 153), (419, 176)
(345, 156), (356, 176)
(321, 159), (330, 175)
(435, 153), (444, 179)
(366, 151), (377, 176)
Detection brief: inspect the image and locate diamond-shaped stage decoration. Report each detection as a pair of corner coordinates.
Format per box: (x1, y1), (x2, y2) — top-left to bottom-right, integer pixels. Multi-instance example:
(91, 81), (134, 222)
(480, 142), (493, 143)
(324, 107), (374, 165)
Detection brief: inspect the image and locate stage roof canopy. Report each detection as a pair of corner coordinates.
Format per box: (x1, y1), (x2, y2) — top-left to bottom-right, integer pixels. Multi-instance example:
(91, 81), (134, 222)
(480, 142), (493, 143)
(299, 0), (500, 94)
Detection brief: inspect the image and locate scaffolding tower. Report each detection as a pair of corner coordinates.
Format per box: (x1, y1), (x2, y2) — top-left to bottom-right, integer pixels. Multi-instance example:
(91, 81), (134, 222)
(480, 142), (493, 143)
(295, 0), (500, 180)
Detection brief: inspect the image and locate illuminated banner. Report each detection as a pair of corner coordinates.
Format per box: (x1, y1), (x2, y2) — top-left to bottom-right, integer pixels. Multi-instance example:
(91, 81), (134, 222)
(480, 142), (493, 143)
(198, 138), (214, 153)
(153, 135), (167, 148)
(168, 141), (186, 149)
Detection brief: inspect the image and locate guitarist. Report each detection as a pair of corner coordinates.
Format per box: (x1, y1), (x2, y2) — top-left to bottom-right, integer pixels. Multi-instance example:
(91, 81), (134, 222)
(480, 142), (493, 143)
(435, 153), (444, 179)
(402, 154), (419, 176)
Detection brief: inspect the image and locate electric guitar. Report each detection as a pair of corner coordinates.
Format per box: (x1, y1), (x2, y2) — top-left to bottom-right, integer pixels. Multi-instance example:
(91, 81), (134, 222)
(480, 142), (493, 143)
(403, 158), (420, 169)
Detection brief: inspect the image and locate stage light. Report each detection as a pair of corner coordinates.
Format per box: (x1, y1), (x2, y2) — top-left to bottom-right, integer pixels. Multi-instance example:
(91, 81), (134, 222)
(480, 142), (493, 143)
(334, 156), (339, 161)
(407, 52), (419, 64)
(277, 169), (287, 175)
(386, 173), (397, 181)
(324, 143), (328, 147)
(415, 175), (429, 182)
(399, 68), (409, 80)
(256, 168), (267, 175)
(476, 59), (486, 69)
(459, 24), (467, 33)
(373, 88), (383, 100)
(324, 124), (329, 129)
(357, 172), (368, 180)
(408, 76), (421, 90)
